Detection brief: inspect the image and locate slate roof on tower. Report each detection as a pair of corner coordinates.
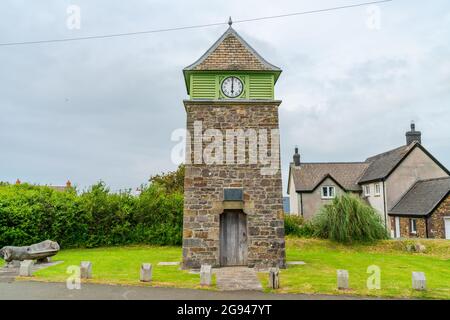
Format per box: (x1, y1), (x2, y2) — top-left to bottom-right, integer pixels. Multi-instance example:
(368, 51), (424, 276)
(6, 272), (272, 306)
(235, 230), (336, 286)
(184, 27), (281, 73)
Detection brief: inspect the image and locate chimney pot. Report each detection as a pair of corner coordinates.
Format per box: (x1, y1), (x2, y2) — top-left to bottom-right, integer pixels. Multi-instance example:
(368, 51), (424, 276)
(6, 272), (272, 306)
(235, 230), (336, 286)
(406, 121), (421, 145)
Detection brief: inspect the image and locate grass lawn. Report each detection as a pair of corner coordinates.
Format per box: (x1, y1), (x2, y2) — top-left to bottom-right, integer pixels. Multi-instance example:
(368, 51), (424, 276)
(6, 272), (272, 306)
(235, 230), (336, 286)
(27, 245), (209, 290)
(258, 237), (450, 299)
(9, 238), (450, 299)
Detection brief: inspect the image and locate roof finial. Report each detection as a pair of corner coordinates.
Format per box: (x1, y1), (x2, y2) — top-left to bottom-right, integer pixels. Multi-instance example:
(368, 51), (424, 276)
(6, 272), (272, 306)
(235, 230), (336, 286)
(228, 16), (233, 27)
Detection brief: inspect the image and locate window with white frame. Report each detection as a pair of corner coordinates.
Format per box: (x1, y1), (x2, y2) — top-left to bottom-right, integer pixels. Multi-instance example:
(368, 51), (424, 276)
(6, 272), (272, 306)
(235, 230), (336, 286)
(321, 186), (335, 199)
(374, 183), (381, 196)
(364, 185), (371, 197)
(410, 219), (417, 234)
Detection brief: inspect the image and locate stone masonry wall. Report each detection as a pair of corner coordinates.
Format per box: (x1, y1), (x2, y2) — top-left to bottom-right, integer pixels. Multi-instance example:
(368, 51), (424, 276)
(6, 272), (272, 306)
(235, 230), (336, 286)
(427, 194), (450, 239)
(391, 216), (427, 238)
(399, 217), (427, 238)
(182, 101), (286, 269)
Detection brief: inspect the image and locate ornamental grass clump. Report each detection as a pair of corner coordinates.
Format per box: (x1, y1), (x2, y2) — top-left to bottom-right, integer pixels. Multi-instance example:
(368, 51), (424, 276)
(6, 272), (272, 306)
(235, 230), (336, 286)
(313, 194), (388, 243)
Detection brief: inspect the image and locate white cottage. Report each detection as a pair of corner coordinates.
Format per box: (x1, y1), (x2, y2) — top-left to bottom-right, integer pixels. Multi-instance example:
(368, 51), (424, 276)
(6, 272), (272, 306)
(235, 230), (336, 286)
(287, 123), (450, 238)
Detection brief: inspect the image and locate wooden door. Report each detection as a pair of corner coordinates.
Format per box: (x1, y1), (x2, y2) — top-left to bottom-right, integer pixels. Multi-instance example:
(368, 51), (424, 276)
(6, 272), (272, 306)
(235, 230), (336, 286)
(220, 210), (247, 266)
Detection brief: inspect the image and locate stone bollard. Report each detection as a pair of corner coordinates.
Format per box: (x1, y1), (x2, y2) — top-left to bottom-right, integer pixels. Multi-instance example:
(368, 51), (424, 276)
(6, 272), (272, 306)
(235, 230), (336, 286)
(200, 264), (212, 286)
(80, 261), (92, 279)
(19, 260), (34, 277)
(337, 269), (349, 290)
(140, 263), (152, 282)
(268, 267), (280, 289)
(412, 272), (426, 291)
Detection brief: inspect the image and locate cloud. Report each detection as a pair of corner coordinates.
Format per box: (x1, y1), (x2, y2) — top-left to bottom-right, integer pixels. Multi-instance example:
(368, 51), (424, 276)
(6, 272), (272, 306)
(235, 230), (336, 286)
(0, 0), (449, 193)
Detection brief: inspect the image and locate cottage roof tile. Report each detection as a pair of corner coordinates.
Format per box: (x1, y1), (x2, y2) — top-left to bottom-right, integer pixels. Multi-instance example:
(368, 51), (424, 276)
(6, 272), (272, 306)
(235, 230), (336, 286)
(389, 177), (450, 216)
(291, 162), (369, 192)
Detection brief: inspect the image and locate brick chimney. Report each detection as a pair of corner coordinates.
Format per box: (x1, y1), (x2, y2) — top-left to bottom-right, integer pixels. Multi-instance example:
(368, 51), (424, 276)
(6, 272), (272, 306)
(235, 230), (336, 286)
(293, 147), (301, 166)
(406, 121), (421, 145)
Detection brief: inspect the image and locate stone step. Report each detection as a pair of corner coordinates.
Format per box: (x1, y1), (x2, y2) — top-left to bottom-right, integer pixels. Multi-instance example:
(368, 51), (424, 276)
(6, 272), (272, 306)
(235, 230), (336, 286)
(214, 267), (263, 291)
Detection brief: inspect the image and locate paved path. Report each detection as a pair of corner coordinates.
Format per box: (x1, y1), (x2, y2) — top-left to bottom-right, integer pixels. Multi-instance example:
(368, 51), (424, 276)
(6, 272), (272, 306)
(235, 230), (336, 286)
(0, 267), (17, 283)
(0, 281), (379, 300)
(214, 267), (263, 291)
(0, 261), (62, 284)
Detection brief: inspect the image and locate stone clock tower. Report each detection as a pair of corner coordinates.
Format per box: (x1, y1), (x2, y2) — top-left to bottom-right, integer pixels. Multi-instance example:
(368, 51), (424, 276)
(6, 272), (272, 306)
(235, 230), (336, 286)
(182, 22), (285, 270)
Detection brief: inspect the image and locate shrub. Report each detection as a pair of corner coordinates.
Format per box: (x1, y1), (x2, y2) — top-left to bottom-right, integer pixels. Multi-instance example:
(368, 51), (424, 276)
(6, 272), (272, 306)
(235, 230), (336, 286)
(284, 215), (315, 237)
(0, 184), (81, 247)
(312, 194), (388, 243)
(149, 165), (185, 194)
(284, 215), (304, 236)
(133, 183), (183, 245)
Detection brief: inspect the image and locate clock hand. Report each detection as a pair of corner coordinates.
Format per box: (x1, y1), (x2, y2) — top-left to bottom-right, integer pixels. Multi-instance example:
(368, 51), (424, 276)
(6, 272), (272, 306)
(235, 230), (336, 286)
(231, 78), (234, 94)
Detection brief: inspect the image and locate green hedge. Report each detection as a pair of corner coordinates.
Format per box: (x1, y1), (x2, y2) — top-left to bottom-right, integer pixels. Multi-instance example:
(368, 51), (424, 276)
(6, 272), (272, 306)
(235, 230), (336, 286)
(0, 182), (183, 248)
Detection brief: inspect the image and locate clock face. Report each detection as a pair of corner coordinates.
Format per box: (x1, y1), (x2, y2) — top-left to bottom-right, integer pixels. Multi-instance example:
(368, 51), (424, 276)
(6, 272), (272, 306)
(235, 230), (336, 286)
(221, 76), (243, 98)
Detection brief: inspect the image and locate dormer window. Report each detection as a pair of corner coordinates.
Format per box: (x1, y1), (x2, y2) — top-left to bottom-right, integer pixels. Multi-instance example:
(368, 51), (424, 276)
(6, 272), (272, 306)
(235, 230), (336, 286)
(321, 186), (335, 199)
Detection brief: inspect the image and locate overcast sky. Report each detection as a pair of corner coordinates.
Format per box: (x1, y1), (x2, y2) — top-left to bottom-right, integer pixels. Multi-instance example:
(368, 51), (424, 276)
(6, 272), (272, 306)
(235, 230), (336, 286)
(1, 0), (449, 193)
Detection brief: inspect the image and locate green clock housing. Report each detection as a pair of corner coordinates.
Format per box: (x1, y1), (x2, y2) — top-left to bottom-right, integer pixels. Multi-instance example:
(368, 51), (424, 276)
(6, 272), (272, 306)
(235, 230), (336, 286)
(183, 27), (281, 100)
